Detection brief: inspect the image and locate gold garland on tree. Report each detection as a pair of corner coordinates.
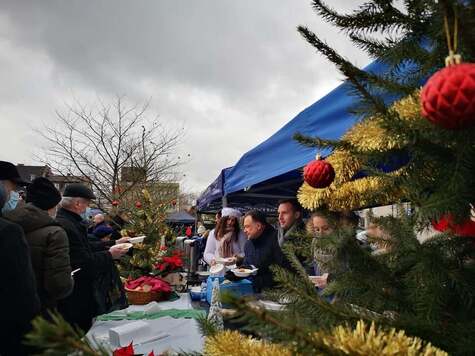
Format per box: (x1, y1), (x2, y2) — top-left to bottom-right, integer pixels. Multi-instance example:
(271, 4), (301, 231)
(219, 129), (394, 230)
(298, 92), (422, 211)
(204, 320), (447, 356)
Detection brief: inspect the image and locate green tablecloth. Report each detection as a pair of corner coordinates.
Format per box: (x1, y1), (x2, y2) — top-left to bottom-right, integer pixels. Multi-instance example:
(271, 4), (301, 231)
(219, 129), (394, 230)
(97, 307), (206, 321)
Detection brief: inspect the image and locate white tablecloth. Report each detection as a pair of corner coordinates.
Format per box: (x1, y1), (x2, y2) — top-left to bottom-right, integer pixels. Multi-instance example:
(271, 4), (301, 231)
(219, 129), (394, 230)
(86, 294), (204, 354)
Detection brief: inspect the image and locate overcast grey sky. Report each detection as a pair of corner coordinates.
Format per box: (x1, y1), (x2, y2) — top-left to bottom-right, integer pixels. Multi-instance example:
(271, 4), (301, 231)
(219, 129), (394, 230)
(0, 1), (370, 194)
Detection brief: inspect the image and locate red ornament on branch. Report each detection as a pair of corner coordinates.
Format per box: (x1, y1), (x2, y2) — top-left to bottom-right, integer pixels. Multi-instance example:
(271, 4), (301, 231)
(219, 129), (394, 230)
(112, 200), (120, 206)
(135, 201), (142, 208)
(421, 62), (475, 130)
(432, 214), (475, 238)
(303, 155), (335, 189)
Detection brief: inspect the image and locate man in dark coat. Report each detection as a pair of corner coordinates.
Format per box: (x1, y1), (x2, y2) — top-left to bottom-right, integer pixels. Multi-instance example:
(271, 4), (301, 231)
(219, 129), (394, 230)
(0, 162), (40, 356)
(242, 210), (286, 293)
(56, 183), (128, 331)
(5, 177), (73, 314)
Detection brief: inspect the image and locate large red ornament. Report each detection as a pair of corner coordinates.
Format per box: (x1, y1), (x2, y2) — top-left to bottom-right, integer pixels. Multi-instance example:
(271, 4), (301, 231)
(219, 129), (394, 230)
(135, 201), (142, 208)
(432, 214), (475, 237)
(303, 155), (335, 189)
(421, 63), (475, 129)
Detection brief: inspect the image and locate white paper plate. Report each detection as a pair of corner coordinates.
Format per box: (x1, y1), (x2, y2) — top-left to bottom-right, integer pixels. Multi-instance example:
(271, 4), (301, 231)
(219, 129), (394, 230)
(259, 300), (285, 311)
(215, 257), (235, 265)
(210, 263), (225, 276)
(232, 268), (253, 277)
(115, 242), (133, 251)
(129, 235), (146, 244)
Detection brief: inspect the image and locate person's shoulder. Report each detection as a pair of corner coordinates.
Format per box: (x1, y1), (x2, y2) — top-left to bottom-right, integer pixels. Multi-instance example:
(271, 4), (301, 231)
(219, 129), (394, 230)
(295, 220), (306, 232)
(0, 216), (22, 233)
(0, 218), (26, 248)
(266, 224), (277, 235)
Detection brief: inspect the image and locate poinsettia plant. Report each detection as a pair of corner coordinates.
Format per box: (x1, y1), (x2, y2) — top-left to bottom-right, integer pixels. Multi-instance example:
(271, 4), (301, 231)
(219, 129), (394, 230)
(113, 342), (156, 356)
(124, 276), (171, 293)
(152, 246), (184, 277)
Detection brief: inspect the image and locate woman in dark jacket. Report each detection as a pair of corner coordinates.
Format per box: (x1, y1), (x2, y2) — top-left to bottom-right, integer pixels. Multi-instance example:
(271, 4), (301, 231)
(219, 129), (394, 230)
(5, 177), (73, 313)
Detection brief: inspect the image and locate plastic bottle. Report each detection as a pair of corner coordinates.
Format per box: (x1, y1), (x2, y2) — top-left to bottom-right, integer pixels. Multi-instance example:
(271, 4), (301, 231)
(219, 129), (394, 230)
(200, 281), (207, 302)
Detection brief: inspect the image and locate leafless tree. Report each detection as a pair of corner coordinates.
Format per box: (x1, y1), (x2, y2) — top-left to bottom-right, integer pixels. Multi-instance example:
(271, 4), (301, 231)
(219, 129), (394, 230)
(38, 96), (183, 207)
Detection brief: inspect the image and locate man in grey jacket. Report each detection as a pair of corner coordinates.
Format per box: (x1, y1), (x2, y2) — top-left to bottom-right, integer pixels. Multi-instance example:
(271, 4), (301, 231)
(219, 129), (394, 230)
(5, 177), (73, 314)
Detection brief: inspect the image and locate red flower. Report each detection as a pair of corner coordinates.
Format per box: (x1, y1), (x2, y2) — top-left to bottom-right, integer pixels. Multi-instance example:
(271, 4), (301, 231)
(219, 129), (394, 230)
(124, 276), (171, 293)
(135, 201), (142, 208)
(162, 255), (183, 269)
(113, 342), (134, 356)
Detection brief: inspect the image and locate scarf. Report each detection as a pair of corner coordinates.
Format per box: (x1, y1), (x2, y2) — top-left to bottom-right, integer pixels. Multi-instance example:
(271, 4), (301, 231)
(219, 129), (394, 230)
(218, 230), (236, 258)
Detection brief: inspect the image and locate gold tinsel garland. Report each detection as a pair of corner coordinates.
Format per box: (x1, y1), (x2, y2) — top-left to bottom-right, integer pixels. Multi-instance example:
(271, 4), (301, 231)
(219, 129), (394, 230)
(204, 320), (447, 356)
(298, 92), (421, 211)
(204, 330), (292, 356)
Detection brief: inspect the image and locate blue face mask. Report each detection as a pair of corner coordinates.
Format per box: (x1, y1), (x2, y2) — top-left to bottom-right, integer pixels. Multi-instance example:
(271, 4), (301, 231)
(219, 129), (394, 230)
(80, 207), (92, 221)
(2, 190), (20, 214)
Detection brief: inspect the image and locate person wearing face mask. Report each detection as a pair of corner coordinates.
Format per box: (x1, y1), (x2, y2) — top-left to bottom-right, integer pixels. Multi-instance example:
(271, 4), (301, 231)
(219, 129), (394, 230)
(306, 211), (339, 291)
(0, 171), (40, 355)
(4, 177), (74, 315)
(56, 183), (129, 331)
(0, 161), (29, 214)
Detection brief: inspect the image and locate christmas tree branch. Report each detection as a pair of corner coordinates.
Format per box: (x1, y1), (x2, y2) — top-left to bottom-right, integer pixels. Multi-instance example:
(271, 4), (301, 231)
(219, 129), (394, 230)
(25, 312), (110, 356)
(297, 26), (389, 117)
(310, 0), (408, 35)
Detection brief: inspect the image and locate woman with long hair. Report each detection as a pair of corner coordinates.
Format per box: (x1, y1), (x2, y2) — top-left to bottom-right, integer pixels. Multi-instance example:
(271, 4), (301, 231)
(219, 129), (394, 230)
(203, 208), (246, 265)
(306, 210), (340, 289)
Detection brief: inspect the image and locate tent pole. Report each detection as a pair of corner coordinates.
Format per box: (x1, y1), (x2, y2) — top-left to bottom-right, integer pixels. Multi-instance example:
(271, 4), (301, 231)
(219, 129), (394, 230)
(222, 195), (228, 208)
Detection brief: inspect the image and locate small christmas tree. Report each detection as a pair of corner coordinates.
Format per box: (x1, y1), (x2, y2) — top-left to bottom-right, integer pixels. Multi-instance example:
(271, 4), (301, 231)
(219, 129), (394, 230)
(118, 189), (177, 279)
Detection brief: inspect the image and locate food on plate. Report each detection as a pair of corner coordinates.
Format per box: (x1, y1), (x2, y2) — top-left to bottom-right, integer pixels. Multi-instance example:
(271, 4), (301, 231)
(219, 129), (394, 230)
(115, 242), (133, 251)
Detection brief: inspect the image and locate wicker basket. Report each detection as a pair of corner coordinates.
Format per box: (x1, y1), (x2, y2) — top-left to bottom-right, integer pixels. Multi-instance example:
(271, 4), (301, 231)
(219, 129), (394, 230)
(125, 288), (164, 305)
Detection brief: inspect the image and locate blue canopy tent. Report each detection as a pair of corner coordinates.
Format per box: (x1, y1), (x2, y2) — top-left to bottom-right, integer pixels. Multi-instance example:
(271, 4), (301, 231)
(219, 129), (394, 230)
(166, 211), (196, 224)
(196, 167), (232, 213)
(197, 59), (412, 213)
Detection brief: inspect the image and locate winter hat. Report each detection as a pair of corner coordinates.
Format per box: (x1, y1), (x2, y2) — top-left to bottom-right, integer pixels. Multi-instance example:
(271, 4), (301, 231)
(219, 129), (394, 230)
(63, 183), (96, 200)
(221, 207), (241, 219)
(0, 161), (29, 186)
(26, 177), (62, 210)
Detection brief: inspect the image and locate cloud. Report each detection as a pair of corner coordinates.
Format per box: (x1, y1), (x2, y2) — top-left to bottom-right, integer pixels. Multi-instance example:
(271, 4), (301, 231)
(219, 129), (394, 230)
(0, 0), (370, 193)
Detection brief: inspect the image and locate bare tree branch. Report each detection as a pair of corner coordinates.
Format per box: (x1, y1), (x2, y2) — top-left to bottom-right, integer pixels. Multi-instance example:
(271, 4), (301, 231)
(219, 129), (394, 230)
(36, 96), (183, 208)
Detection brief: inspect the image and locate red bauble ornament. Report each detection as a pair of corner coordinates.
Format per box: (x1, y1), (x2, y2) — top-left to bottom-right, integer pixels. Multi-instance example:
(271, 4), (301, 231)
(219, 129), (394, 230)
(432, 214), (475, 237)
(135, 201), (142, 208)
(111, 200), (119, 206)
(303, 155), (335, 189)
(421, 63), (475, 129)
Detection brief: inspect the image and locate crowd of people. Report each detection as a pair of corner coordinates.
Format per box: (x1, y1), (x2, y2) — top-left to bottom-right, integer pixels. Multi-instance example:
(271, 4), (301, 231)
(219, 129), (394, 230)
(0, 161), (131, 356)
(0, 159), (385, 356)
(200, 199), (374, 294)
